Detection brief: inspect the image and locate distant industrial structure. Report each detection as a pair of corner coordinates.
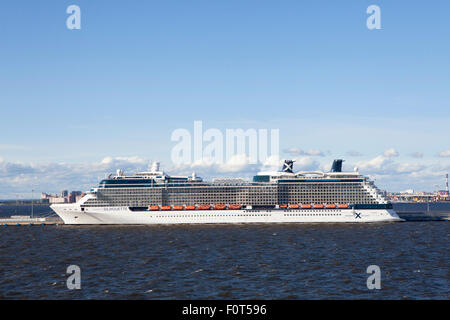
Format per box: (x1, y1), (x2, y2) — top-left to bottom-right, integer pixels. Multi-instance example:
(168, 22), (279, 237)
(387, 173), (449, 202)
(387, 189), (449, 203)
(41, 190), (85, 204)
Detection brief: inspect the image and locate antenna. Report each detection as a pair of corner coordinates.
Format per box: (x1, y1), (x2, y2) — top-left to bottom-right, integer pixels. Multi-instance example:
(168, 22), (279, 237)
(151, 162), (160, 173)
(446, 173), (449, 195)
(31, 189), (34, 219)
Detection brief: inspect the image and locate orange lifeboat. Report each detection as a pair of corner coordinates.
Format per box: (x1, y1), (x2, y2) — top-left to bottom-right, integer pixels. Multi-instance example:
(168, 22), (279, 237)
(313, 204), (324, 209)
(185, 205), (196, 210)
(148, 205), (160, 211)
(228, 204), (242, 210)
(161, 206), (172, 211)
(326, 204), (337, 209)
(338, 204), (349, 209)
(173, 205), (184, 210)
(198, 204), (211, 210)
(279, 204), (288, 209)
(301, 204), (312, 209)
(214, 204), (226, 210)
(289, 204), (299, 209)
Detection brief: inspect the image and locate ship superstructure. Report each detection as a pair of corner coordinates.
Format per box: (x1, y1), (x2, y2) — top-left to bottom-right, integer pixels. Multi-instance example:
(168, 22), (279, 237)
(51, 160), (403, 224)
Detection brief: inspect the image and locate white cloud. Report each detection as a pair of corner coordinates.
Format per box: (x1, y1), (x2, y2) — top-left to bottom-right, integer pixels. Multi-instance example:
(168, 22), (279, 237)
(396, 162), (425, 174)
(292, 156), (321, 171)
(356, 155), (393, 173)
(355, 154), (426, 176)
(216, 154), (255, 173)
(0, 150), (448, 198)
(99, 156), (149, 168)
(0, 156), (154, 199)
(429, 162), (450, 172)
(383, 148), (399, 158)
(262, 155), (283, 168)
(351, 149), (449, 191)
(100, 157), (114, 165)
(438, 150), (450, 157)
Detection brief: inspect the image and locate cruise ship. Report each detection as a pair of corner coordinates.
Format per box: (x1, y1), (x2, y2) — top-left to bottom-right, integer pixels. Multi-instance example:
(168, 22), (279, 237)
(51, 160), (403, 224)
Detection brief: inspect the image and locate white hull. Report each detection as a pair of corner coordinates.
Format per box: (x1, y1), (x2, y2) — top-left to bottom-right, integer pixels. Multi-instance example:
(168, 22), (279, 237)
(51, 204), (403, 225)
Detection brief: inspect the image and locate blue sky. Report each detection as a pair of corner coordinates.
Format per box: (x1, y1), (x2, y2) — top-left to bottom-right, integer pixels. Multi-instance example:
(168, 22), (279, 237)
(0, 0), (449, 198)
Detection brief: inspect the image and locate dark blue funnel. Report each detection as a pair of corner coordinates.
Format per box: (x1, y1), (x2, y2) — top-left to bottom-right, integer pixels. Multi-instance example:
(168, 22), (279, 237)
(331, 159), (344, 172)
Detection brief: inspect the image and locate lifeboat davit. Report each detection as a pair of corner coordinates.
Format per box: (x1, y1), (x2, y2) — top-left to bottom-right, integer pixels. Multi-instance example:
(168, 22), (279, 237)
(301, 204), (312, 209)
(173, 205), (184, 210)
(161, 206), (172, 211)
(326, 204), (337, 209)
(338, 204), (349, 209)
(214, 204), (226, 210)
(185, 205), (196, 210)
(228, 204), (241, 210)
(313, 204), (324, 209)
(289, 204), (299, 209)
(279, 204), (288, 209)
(198, 204), (211, 210)
(148, 205), (160, 211)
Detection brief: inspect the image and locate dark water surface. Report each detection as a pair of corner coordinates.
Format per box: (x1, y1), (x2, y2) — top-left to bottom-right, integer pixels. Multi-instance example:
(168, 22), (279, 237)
(0, 219), (448, 299)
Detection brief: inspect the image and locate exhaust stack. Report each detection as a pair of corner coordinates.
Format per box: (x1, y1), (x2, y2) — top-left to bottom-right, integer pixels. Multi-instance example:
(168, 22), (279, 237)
(331, 159), (344, 172)
(282, 160), (295, 173)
